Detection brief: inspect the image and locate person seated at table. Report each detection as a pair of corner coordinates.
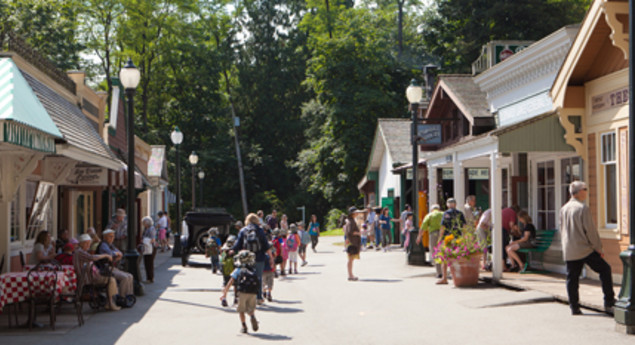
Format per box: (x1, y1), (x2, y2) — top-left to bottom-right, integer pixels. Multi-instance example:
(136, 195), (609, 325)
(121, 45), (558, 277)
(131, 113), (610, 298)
(75, 234), (121, 311)
(86, 227), (101, 253)
(55, 243), (75, 265)
(97, 229), (134, 298)
(505, 210), (537, 272)
(30, 230), (56, 265)
(56, 229), (70, 254)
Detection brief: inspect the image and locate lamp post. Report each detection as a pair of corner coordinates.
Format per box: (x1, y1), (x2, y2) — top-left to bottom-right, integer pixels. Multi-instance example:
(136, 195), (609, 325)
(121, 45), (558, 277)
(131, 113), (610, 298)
(198, 170), (205, 207)
(120, 58), (143, 295)
(170, 127), (183, 257)
(406, 79), (426, 266)
(615, 0), (635, 333)
(189, 151), (199, 209)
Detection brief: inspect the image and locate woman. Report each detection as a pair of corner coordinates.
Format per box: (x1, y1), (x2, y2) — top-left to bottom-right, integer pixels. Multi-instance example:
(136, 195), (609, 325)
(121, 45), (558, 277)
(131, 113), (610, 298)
(141, 216), (157, 283)
(280, 214), (289, 231)
(30, 230), (56, 264)
(505, 210), (536, 271)
(74, 234), (120, 311)
(86, 227), (101, 253)
(344, 207), (361, 281)
(308, 215), (320, 253)
(378, 207), (392, 252)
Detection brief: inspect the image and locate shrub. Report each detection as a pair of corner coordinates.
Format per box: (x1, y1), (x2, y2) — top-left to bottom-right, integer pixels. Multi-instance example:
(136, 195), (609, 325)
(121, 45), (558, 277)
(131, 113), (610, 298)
(325, 208), (346, 231)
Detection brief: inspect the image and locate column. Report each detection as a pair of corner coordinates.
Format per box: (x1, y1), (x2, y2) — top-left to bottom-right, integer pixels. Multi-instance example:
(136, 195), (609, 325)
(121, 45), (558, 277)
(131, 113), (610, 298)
(453, 152), (465, 211)
(428, 166), (438, 207)
(490, 151), (503, 281)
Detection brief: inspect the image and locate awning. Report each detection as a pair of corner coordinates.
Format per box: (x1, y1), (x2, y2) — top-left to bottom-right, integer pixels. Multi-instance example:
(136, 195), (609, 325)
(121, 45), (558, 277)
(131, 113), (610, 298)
(492, 112), (574, 153)
(0, 58), (62, 153)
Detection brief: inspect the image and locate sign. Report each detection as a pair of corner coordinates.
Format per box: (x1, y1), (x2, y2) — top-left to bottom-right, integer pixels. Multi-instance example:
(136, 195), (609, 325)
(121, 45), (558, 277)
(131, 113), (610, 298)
(442, 168), (453, 180)
(2, 122), (56, 153)
(468, 168), (489, 180)
(148, 147), (165, 177)
(494, 44), (528, 64)
(591, 86), (628, 114)
(417, 124), (442, 144)
(65, 167), (108, 186)
(406, 168), (412, 180)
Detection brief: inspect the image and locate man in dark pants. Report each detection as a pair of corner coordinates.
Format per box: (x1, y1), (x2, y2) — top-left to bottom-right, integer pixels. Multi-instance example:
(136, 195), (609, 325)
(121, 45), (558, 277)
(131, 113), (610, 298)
(560, 181), (615, 315)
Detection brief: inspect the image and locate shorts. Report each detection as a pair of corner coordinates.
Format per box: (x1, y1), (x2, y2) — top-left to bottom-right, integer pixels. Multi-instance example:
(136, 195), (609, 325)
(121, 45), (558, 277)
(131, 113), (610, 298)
(262, 271), (274, 290)
(237, 293), (257, 314)
(518, 241), (536, 249)
(298, 244), (307, 254)
(288, 251), (299, 263)
(159, 228), (167, 241)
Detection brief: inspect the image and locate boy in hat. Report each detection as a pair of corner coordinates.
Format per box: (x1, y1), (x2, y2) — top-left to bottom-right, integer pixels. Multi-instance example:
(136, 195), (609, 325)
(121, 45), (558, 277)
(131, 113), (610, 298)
(220, 235), (237, 306)
(220, 250), (260, 334)
(205, 228), (222, 274)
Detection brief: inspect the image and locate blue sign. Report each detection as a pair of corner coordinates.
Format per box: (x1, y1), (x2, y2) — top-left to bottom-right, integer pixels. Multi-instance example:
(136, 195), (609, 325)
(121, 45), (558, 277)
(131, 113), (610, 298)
(417, 124), (442, 144)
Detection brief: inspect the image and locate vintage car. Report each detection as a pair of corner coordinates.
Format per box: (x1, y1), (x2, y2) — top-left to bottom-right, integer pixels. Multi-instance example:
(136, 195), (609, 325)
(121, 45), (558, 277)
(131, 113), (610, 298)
(181, 208), (235, 266)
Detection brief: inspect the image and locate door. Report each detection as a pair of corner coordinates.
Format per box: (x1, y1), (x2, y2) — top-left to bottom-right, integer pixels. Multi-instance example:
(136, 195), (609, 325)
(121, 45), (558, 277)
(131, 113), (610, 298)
(73, 191), (94, 236)
(381, 197), (396, 243)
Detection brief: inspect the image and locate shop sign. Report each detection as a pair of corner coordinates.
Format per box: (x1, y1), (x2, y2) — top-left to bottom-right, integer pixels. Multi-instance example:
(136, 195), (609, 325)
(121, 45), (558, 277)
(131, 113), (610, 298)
(468, 168), (489, 180)
(2, 122), (56, 153)
(417, 124), (442, 144)
(442, 168), (453, 180)
(65, 167), (108, 186)
(406, 168), (412, 180)
(148, 147), (165, 177)
(494, 44), (529, 64)
(591, 86), (628, 114)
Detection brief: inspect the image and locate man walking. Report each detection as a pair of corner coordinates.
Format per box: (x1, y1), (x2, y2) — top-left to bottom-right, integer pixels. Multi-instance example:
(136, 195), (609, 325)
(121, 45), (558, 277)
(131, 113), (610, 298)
(560, 181), (615, 315)
(418, 204), (443, 278)
(436, 198), (466, 284)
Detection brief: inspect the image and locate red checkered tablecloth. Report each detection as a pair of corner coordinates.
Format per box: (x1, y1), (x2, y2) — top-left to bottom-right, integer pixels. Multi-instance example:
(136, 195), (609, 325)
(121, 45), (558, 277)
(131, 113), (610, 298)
(23, 264), (77, 291)
(0, 270), (74, 312)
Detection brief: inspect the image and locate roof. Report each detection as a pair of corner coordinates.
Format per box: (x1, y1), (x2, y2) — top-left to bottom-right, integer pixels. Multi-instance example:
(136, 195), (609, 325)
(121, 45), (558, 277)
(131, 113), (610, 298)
(437, 75), (491, 120)
(21, 68), (120, 166)
(378, 118), (412, 165)
(0, 58), (62, 139)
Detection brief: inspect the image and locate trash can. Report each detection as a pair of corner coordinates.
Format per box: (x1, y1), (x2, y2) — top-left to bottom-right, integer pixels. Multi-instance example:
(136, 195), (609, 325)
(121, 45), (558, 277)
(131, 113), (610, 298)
(407, 230), (427, 266)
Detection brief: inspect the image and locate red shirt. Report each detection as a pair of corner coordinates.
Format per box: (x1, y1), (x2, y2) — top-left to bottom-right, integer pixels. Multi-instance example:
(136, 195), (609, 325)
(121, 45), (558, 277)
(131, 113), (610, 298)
(501, 208), (517, 232)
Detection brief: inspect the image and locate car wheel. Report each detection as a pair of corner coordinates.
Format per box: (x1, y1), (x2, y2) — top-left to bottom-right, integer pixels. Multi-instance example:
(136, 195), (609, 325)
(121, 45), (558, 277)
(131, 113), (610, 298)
(196, 231), (209, 253)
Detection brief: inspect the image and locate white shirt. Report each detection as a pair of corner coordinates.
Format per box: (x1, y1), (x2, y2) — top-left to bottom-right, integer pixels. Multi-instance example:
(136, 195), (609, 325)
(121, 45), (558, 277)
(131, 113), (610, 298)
(157, 215), (168, 229)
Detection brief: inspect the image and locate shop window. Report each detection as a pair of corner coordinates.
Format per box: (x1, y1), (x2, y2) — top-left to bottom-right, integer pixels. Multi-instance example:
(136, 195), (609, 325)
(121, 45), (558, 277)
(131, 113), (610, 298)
(601, 132), (617, 226)
(561, 157), (583, 206)
(10, 187), (21, 243)
(537, 161), (556, 230)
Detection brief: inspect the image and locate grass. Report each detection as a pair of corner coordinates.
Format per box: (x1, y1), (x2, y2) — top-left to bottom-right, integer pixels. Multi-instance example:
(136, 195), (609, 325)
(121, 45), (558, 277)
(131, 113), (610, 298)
(320, 228), (344, 237)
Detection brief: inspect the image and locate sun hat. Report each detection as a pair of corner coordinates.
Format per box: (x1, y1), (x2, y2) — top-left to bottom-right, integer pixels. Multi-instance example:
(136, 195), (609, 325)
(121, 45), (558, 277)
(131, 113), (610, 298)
(102, 229), (115, 235)
(348, 206), (358, 214)
(116, 209), (126, 217)
(78, 234), (91, 242)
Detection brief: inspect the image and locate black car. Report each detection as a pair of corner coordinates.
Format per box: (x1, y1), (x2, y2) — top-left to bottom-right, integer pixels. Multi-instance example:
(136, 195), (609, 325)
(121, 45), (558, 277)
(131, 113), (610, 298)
(181, 208), (235, 266)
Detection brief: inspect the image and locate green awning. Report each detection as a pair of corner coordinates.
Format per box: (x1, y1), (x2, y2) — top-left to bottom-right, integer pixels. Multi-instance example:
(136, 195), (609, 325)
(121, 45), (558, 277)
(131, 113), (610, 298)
(0, 58), (62, 152)
(494, 112), (574, 153)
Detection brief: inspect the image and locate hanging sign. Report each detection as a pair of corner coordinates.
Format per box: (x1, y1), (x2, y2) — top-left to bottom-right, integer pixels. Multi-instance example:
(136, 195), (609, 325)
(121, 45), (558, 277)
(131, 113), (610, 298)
(1, 122), (56, 153)
(417, 124), (442, 144)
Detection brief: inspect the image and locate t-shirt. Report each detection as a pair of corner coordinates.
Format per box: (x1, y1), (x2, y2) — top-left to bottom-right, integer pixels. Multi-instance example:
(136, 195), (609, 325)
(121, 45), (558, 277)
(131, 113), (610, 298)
(379, 215), (391, 230)
(367, 211), (376, 224)
(477, 209), (492, 231)
(263, 254), (273, 272)
(421, 210), (443, 233)
(523, 223), (537, 245)
(441, 209), (466, 232)
(29, 243), (54, 264)
(230, 267), (242, 280)
(501, 207), (517, 232)
(308, 222), (320, 236)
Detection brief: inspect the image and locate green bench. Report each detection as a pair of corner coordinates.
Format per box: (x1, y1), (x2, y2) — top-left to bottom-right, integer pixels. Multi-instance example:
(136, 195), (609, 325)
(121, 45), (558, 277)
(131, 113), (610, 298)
(517, 229), (557, 274)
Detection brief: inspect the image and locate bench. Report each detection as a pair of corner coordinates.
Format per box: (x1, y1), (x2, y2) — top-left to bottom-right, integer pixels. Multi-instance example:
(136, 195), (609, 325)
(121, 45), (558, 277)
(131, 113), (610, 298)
(517, 229), (557, 274)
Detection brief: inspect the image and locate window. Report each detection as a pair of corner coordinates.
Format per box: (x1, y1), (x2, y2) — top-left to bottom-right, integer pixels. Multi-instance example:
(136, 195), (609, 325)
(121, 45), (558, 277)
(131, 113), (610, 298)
(27, 182), (55, 240)
(561, 157), (583, 206)
(501, 168), (509, 208)
(537, 161), (556, 230)
(601, 132), (617, 226)
(10, 186), (21, 242)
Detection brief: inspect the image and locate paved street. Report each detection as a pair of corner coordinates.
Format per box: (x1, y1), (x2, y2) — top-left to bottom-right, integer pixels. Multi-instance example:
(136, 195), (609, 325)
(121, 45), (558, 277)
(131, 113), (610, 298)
(2, 237), (633, 345)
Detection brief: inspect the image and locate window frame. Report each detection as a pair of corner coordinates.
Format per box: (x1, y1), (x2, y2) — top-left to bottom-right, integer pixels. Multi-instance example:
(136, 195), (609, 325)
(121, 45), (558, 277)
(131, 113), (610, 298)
(600, 131), (618, 228)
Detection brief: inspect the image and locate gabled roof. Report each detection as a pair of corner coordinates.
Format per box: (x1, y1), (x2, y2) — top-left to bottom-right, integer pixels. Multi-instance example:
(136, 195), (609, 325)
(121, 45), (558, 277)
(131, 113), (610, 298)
(22, 69), (121, 170)
(425, 75), (491, 122)
(363, 118), (412, 175)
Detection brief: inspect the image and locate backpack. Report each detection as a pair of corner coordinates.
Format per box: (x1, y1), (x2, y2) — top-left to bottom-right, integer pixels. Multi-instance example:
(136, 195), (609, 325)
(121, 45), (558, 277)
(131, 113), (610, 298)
(221, 252), (234, 276)
(206, 237), (220, 257)
(286, 234), (298, 251)
(237, 267), (259, 294)
(242, 225), (262, 253)
(300, 231), (311, 245)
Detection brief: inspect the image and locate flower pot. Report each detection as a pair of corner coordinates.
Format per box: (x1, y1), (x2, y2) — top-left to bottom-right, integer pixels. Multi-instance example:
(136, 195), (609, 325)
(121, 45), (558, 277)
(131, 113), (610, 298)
(449, 254), (481, 287)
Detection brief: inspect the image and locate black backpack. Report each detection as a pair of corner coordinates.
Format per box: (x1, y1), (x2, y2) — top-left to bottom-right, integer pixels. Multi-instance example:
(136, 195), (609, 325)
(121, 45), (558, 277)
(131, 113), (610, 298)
(242, 225), (262, 253)
(237, 267), (259, 294)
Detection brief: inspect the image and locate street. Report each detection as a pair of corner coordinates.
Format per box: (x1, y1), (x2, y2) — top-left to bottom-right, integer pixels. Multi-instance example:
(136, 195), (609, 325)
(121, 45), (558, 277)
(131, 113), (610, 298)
(3, 237), (633, 345)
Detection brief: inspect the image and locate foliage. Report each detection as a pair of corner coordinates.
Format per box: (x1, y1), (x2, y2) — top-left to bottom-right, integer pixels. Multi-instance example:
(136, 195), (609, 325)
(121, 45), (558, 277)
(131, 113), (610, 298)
(320, 227), (345, 237)
(325, 208), (347, 231)
(421, 0), (592, 73)
(433, 224), (482, 264)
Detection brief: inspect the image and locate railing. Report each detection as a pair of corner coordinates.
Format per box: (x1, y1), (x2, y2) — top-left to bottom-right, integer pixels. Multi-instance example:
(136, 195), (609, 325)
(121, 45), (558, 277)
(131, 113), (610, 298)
(0, 31), (76, 94)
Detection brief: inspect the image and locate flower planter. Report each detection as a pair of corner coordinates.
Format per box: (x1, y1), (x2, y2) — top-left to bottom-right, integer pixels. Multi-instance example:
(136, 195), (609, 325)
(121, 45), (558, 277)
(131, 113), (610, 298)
(449, 254), (481, 287)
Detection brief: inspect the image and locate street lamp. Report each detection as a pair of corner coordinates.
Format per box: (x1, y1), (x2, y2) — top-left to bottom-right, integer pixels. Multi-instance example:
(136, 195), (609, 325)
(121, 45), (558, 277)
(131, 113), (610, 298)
(198, 170), (205, 207)
(120, 58), (143, 295)
(170, 127), (183, 258)
(406, 79), (425, 266)
(189, 151), (198, 209)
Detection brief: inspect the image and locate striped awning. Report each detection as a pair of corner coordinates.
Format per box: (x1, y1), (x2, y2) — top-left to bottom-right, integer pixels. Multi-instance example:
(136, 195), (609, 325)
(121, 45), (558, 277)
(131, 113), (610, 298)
(0, 58), (62, 153)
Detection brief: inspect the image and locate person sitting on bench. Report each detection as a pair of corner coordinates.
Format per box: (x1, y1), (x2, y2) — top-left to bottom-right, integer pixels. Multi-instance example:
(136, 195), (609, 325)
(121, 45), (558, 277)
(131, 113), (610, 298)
(505, 211), (536, 272)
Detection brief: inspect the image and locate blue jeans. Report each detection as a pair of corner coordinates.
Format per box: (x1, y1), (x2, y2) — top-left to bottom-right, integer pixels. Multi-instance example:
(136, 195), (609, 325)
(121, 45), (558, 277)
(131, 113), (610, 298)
(255, 261), (265, 300)
(210, 255), (220, 273)
(374, 226), (381, 246)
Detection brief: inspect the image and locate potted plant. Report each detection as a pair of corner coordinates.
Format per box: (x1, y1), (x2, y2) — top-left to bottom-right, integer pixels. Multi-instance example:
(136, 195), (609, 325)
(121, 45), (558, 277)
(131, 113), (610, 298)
(433, 225), (482, 287)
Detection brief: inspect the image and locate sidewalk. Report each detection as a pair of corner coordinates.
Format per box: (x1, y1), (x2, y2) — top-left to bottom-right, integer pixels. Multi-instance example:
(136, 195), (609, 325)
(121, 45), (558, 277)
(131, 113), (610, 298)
(481, 270), (621, 312)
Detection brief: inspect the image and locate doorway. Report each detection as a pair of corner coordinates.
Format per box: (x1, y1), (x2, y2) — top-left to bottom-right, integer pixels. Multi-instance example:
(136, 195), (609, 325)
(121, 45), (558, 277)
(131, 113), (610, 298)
(72, 191), (95, 236)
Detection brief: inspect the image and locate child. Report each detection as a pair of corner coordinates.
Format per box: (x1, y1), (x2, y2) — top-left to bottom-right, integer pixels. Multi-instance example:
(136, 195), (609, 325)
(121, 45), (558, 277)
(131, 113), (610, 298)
(220, 250), (260, 334)
(220, 235), (237, 307)
(262, 246), (275, 302)
(279, 229), (289, 276)
(298, 222), (310, 266)
(403, 212), (414, 251)
(360, 223), (368, 250)
(205, 228), (221, 274)
(286, 224), (300, 274)
(55, 243), (75, 265)
(272, 230), (283, 277)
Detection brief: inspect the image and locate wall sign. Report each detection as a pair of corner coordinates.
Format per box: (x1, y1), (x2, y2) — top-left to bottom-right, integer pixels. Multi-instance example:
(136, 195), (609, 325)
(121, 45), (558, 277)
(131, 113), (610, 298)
(2, 122), (56, 153)
(65, 167), (108, 186)
(591, 86), (628, 114)
(442, 168), (453, 180)
(417, 124), (442, 144)
(468, 168), (489, 180)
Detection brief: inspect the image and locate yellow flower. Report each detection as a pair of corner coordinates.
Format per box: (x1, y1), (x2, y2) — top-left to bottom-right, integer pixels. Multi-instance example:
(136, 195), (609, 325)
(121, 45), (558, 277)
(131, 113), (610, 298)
(443, 234), (454, 246)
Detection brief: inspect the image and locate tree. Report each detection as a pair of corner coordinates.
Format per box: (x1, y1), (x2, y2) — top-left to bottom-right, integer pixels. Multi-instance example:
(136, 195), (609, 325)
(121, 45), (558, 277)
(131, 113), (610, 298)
(421, 0), (592, 73)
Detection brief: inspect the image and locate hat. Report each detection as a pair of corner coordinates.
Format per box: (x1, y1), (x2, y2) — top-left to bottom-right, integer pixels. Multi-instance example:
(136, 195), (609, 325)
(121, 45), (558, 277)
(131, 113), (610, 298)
(235, 221), (244, 227)
(69, 238), (79, 245)
(63, 243), (75, 252)
(289, 223), (298, 232)
(431, 204), (440, 211)
(348, 206), (358, 214)
(446, 198), (457, 204)
(116, 209), (126, 217)
(102, 229), (115, 235)
(78, 234), (91, 242)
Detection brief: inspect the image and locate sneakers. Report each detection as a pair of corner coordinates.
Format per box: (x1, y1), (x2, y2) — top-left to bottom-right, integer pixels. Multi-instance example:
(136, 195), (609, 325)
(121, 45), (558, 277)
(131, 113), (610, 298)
(250, 315), (259, 332)
(257, 299), (265, 305)
(605, 299), (616, 315)
(267, 292), (272, 302)
(571, 307), (582, 315)
(221, 298), (228, 307)
(241, 323), (248, 334)
(294, 269), (298, 274)
(301, 261), (308, 267)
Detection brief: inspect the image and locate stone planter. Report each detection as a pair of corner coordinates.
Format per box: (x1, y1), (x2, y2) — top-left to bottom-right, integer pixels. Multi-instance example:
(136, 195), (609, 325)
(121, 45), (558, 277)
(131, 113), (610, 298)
(449, 254), (481, 287)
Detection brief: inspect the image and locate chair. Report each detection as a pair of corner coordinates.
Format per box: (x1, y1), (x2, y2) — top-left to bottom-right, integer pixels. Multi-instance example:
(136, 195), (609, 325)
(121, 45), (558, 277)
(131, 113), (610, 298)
(19, 251), (25, 270)
(27, 262), (59, 330)
(73, 254), (113, 324)
(0, 254), (4, 272)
